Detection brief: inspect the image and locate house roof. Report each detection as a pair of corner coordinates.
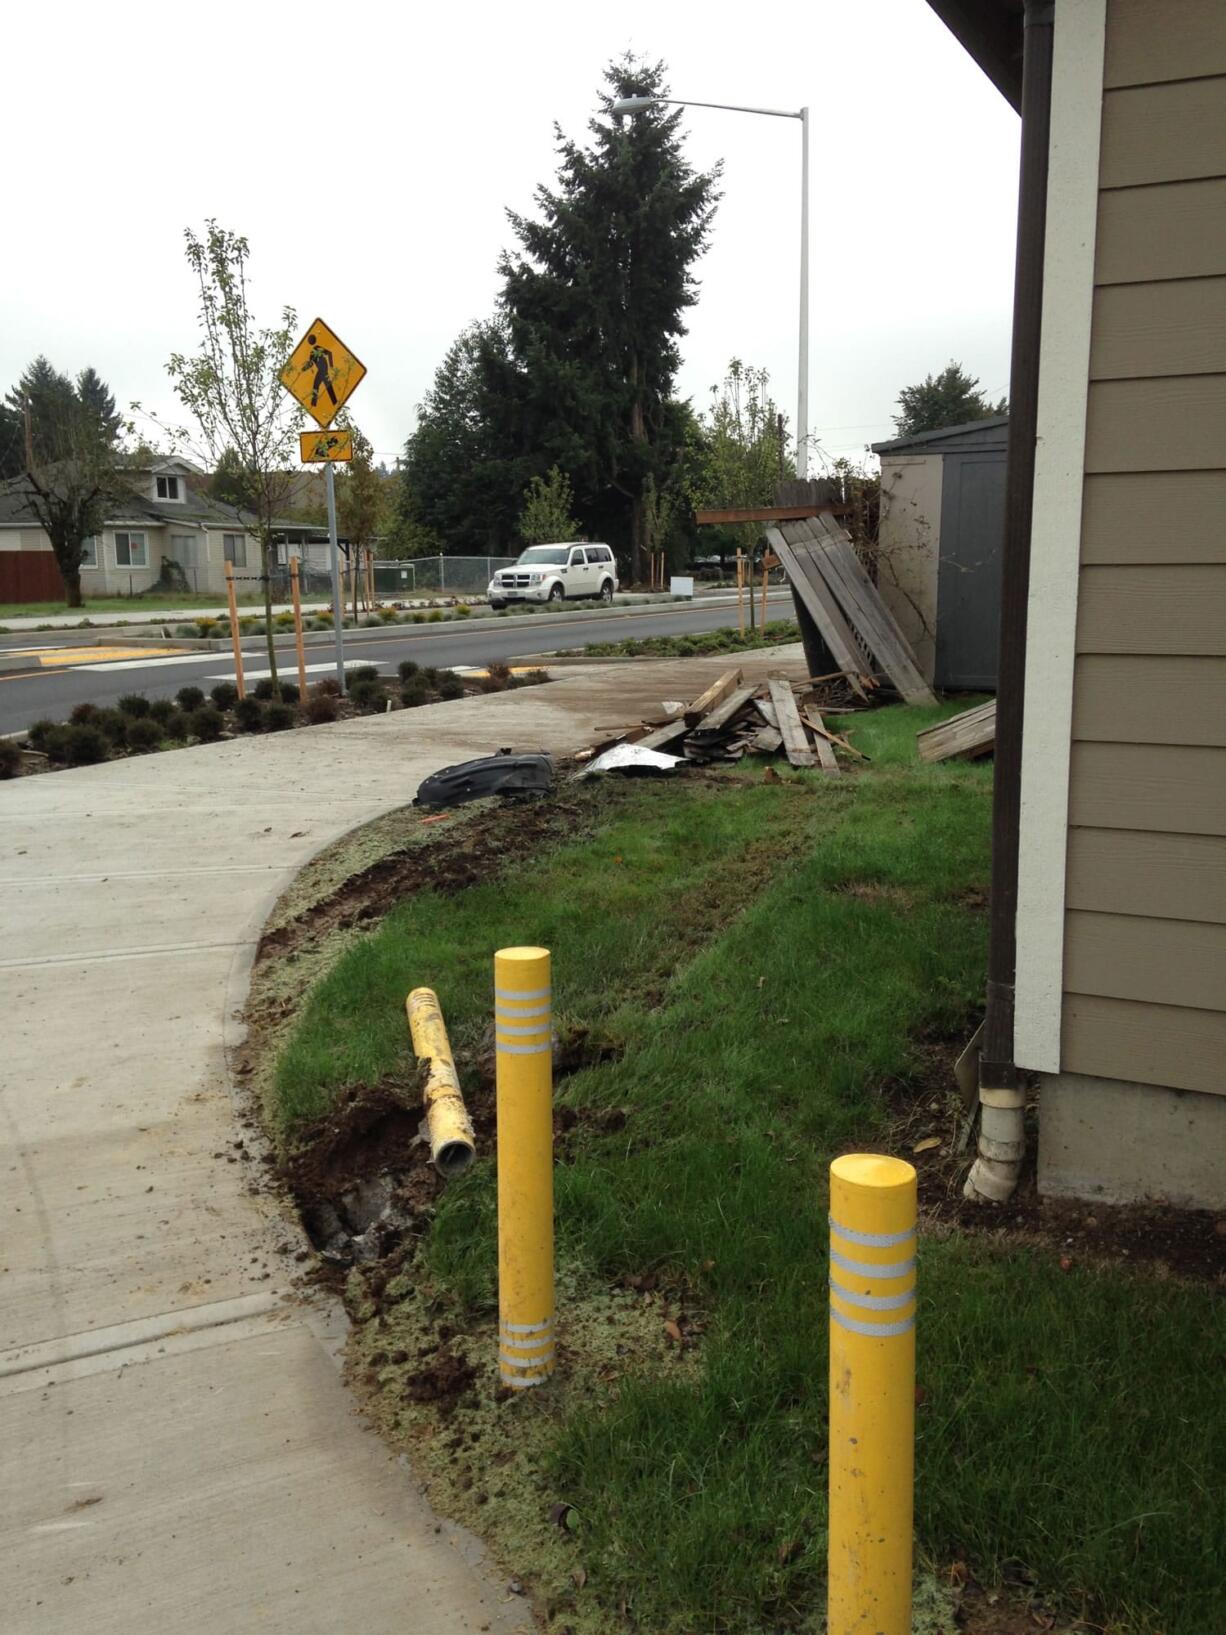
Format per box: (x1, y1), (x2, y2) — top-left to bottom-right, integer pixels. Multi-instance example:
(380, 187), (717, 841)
(925, 0), (1024, 111)
(872, 414), (1009, 455)
(0, 474), (252, 533)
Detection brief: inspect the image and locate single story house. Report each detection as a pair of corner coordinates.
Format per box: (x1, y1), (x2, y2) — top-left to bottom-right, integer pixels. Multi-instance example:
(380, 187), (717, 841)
(0, 459), (260, 601)
(926, 0), (1226, 1208)
(872, 416), (1008, 690)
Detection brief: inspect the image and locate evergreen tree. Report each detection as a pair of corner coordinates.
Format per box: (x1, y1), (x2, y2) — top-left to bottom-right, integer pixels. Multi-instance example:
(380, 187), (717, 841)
(210, 445), (258, 511)
(892, 361), (1007, 436)
(493, 56), (720, 579)
(76, 367), (122, 446)
(397, 320), (521, 552)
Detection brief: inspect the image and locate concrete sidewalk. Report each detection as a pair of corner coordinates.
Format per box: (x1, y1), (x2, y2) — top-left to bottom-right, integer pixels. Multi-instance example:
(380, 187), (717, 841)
(0, 650), (804, 1633)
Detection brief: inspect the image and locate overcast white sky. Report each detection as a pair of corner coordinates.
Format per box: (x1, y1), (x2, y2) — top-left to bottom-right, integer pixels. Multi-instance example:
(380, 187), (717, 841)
(5, 0), (1018, 471)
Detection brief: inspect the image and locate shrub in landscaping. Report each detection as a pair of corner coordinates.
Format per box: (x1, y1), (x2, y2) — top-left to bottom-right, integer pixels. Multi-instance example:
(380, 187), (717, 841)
(303, 691), (339, 724)
(485, 660), (513, 692)
(400, 677), (429, 708)
(311, 677), (341, 698)
(126, 718), (162, 752)
(189, 706), (225, 742)
(411, 612), (426, 623)
(43, 726), (74, 764)
(174, 624), (198, 638)
(455, 603), (472, 617)
(210, 682), (238, 710)
(510, 668), (550, 689)
(252, 678), (300, 704)
(163, 712), (189, 742)
(422, 667), (441, 688)
(346, 665), (381, 686)
(176, 686), (205, 711)
(149, 698), (178, 726)
(398, 659), (420, 682)
(263, 701), (296, 732)
(378, 607), (399, 622)
(0, 739), (22, 778)
(427, 609), (445, 622)
(234, 696), (265, 733)
(437, 674), (465, 701)
(95, 709), (128, 745)
(26, 718), (58, 753)
(347, 678), (385, 713)
(63, 724), (110, 765)
(70, 701), (100, 725)
(117, 693), (150, 718)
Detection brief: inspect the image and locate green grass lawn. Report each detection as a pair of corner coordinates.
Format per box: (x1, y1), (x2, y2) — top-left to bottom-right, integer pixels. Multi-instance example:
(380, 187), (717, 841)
(272, 705), (1225, 1635)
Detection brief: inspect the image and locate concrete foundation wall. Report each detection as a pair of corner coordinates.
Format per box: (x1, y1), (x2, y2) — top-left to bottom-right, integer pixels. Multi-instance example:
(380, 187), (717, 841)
(1038, 1071), (1226, 1208)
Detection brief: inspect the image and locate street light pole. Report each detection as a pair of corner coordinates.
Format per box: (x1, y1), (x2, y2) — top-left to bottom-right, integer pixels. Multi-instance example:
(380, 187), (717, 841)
(612, 93), (811, 478)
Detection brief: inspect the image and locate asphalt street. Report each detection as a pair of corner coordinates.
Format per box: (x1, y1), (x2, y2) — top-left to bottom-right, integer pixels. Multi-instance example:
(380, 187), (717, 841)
(0, 594), (793, 734)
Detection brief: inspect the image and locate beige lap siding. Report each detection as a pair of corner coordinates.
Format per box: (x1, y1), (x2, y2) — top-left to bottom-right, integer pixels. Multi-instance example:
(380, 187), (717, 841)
(1060, 0), (1226, 1095)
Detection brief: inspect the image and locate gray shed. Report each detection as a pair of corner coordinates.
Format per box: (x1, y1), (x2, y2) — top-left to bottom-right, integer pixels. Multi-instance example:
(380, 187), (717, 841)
(871, 416), (1007, 691)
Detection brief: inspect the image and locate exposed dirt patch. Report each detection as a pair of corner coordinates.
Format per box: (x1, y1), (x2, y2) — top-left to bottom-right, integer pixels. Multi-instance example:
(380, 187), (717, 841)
(884, 1023), (1226, 1283)
(832, 879), (917, 909)
(258, 787), (609, 965)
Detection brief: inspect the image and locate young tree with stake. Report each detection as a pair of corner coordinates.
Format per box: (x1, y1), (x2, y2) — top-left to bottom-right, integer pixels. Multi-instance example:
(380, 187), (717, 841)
(167, 222), (300, 690)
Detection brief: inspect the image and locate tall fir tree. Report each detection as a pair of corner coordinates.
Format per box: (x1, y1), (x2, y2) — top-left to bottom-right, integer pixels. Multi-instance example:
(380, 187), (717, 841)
(493, 56), (720, 579)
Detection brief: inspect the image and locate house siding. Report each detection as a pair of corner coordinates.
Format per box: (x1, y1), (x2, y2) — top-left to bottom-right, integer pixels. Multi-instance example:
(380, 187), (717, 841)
(1059, 0), (1226, 1096)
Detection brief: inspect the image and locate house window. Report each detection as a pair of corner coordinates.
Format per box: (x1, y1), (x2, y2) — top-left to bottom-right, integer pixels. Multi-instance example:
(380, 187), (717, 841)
(80, 536), (99, 569)
(114, 531), (148, 568)
(155, 475), (182, 501)
(223, 533), (247, 568)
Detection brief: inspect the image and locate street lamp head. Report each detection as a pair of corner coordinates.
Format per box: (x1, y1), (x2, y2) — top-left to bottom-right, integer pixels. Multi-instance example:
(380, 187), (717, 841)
(610, 96), (658, 114)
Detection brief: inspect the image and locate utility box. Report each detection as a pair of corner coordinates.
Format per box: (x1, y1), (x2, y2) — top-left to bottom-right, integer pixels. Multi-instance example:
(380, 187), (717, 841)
(871, 416), (1008, 691)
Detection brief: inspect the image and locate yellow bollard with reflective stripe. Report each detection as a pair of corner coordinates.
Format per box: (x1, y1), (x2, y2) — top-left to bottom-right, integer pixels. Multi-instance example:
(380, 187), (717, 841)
(827, 1153), (917, 1635)
(495, 946), (555, 1388)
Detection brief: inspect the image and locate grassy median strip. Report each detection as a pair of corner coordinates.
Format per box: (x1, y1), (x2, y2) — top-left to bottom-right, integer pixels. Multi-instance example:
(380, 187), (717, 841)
(272, 705), (1224, 1635)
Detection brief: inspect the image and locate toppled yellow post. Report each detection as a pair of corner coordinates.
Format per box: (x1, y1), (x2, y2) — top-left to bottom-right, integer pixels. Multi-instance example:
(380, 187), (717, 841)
(405, 987), (476, 1178)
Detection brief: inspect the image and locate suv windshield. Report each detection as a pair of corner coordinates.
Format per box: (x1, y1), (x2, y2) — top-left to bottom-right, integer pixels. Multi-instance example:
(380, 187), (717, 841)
(516, 546), (571, 566)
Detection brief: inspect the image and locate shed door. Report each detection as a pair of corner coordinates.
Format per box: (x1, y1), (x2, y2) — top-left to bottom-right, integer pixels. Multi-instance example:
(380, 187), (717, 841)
(935, 451), (1006, 690)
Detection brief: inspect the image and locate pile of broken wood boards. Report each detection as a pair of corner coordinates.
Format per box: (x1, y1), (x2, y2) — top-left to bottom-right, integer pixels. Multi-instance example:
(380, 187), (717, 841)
(766, 514), (937, 707)
(573, 665), (867, 776)
(916, 699), (996, 762)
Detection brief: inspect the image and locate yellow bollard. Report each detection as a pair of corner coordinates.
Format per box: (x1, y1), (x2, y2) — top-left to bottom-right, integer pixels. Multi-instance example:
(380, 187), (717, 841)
(405, 987), (476, 1177)
(495, 946), (555, 1389)
(827, 1153), (917, 1635)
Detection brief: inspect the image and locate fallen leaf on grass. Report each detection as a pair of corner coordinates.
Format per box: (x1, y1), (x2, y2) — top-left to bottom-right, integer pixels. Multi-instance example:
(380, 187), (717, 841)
(571, 1567), (587, 1590)
(419, 814), (450, 826)
(913, 1136), (941, 1154)
(777, 1539), (800, 1565)
(663, 1319), (683, 1344)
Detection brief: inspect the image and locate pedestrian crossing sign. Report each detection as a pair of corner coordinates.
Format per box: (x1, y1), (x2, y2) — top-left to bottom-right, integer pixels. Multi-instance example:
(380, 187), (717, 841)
(280, 317), (366, 428)
(299, 428), (354, 463)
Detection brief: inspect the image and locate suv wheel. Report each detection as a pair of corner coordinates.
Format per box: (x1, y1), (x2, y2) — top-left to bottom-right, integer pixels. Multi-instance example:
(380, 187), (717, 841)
(489, 599), (506, 611)
(599, 579), (614, 605)
(548, 581), (565, 603)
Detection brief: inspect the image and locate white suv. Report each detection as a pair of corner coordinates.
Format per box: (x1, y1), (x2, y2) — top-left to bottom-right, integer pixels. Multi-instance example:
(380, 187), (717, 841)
(488, 543), (618, 609)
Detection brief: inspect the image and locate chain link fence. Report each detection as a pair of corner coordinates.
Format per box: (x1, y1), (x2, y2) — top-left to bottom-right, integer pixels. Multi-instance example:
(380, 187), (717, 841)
(371, 556), (517, 596)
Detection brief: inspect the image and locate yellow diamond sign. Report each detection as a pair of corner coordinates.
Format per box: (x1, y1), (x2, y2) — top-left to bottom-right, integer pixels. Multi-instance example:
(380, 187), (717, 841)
(280, 317), (366, 428)
(299, 428), (354, 463)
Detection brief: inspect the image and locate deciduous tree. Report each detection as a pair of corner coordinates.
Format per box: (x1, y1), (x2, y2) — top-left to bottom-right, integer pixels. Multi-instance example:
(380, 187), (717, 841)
(518, 465), (579, 545)
(2, 356), (131, 606)
(167, 221), (299, 689)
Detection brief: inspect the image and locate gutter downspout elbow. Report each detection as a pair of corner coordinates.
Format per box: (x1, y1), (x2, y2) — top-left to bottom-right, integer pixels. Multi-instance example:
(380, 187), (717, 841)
(965, 0), (1054, 1204)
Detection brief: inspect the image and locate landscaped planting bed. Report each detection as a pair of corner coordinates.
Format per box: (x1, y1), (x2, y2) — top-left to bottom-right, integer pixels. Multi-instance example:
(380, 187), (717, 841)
(1, 661), (548, 779)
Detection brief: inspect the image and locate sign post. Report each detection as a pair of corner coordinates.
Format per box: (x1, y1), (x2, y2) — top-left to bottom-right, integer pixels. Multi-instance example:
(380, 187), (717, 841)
(279, 316), (367, 697)
(324, 462), (346, 690)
